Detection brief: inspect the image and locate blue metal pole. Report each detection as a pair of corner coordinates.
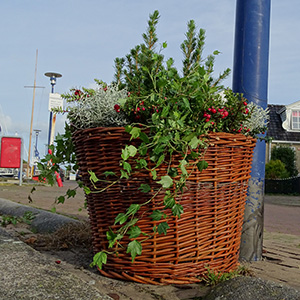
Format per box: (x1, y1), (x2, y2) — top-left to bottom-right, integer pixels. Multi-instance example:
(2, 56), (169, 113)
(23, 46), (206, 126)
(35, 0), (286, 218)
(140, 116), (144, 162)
(233, 0), (271, 261)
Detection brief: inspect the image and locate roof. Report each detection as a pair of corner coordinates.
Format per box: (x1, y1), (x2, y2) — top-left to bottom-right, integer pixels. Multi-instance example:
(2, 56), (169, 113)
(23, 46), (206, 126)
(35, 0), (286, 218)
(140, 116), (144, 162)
(267, 104), (300, 142)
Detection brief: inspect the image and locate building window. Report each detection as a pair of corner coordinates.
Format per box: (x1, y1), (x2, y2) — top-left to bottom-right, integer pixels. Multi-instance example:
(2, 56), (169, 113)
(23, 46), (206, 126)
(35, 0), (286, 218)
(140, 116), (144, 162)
(292, 110), (300, 129)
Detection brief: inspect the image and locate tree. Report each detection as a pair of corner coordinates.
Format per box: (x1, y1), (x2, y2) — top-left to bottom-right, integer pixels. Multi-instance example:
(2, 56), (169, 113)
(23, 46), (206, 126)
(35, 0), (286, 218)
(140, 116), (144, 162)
(271, 146), (298, 177)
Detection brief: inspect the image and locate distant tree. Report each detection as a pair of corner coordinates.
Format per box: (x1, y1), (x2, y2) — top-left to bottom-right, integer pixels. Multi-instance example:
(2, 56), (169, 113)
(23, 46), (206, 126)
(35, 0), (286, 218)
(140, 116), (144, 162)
(265, 159), (289, 179)
(271, 146), (298, 177)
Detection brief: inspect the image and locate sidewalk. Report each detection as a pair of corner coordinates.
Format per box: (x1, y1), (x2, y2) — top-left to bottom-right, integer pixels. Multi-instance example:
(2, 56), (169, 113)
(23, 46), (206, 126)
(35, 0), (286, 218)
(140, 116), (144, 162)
(0, 181), (300, 299)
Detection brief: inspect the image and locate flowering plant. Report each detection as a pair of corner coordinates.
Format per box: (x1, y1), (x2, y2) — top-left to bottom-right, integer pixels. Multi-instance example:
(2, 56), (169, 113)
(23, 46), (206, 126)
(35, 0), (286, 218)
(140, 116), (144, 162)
(40, 11), (268, 268)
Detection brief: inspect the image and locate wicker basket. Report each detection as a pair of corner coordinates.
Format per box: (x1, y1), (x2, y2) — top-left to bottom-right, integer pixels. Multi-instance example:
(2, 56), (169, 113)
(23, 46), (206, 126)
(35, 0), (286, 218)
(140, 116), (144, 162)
(72, 127), (256, 285)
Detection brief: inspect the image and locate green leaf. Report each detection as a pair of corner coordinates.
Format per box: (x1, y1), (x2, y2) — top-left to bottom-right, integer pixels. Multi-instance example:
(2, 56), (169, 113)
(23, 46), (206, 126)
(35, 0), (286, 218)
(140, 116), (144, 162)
(114, 213), (128, 225)
(139, 143), (148, 156)
(157, 222), (170, 235)
(139, 131), (149, 143)
(128, 226), (142, 239)
(128, 145), (137, 157)
(83, 186), (91, 194)
(106, 229), (117, 241)
(124, 218), (139, 231)
(155, 154), (165, 168)
(182, 97), (191, 111)
(89, 171), (99, 183)
(150, 210), (163, 221)
(57, 196), (65, 204)
(172, 203), (184, 218)
(151, 169), (157, 180)
(121, 147), (129, 160)
(126, 204), (140, 216)
(158, 175), (173, 188)
(130, 127), (141, 139)
(186, 151), (200, 161)
(125, 125), (132, 133)
(90, 251), (107, 269)
(197, 160), (209, 172)
(164, 195), (175, 208)
(168, 167), (178, 178)
(106, 230), (123, 248)
(120, 169), (129, 179)
(127, 240), (142, 262)
(179, 159), (188, 176)
(103, 171), (116, 177)
(135, 159), (147, 169)
(123, 161), (132, 173)
(183, 132), (196, 142)
(121, 145), (136, 161)
(153, 144), (165, 155)
(138, 184), (151, 193)
(162, 41), (167, 48)
(66, 189), (76, 198)
(189, 136), (200, 149)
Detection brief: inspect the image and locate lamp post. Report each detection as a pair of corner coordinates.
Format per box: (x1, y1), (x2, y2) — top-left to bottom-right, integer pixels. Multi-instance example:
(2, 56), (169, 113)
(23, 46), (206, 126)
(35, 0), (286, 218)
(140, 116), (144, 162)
(44, 72), (62, 147)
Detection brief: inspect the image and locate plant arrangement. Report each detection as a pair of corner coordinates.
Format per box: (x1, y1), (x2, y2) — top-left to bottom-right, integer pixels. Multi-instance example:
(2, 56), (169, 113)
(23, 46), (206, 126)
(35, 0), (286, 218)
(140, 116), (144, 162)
(40, 11), (269, 273)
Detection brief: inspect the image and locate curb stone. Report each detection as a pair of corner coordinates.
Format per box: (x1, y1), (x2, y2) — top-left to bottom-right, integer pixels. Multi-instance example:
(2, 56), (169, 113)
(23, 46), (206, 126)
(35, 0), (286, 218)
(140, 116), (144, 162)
(0, 227), (112, 300)
(0, 198), (79, 233)
(204, 276), (300, 300)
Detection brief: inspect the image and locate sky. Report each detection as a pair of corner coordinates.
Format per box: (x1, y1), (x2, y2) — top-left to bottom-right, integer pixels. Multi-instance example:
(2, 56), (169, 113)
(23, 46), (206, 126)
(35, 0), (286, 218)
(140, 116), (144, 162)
(0, 1), (300, 162)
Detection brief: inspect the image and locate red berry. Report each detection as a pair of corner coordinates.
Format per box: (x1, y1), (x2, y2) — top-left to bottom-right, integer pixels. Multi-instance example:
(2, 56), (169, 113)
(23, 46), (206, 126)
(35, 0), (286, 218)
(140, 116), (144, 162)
(114, 104), (120, 112)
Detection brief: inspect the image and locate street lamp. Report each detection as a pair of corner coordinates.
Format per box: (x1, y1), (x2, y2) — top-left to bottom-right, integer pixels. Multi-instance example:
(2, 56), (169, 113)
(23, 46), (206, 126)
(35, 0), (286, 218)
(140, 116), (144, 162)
(44, 72), (62, 147)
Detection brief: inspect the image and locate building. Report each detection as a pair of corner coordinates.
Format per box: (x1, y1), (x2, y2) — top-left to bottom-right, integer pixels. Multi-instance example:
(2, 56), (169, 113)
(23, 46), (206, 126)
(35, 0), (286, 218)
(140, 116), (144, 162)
(266, 100), (300, 171)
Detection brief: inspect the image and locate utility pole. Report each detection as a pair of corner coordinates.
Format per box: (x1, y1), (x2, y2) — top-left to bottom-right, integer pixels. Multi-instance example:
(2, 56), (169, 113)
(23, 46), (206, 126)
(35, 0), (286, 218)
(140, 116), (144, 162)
(232, 0), (271, 261)
(25, 50), (45, 178)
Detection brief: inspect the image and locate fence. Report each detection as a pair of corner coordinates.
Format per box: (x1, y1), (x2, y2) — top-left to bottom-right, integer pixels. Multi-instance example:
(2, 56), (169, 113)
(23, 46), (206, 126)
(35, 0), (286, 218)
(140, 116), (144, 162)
(265, 176), (300, 194)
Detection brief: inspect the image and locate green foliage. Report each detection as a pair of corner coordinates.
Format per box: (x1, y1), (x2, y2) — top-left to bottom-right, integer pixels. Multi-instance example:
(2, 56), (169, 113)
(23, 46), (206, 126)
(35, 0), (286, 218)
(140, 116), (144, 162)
(203, 265), (247, 286)
(265, 159), (290, 179)
(0, 211), (36, 227)
(37, 10), (269, 269)
(271, 146), (298, 177)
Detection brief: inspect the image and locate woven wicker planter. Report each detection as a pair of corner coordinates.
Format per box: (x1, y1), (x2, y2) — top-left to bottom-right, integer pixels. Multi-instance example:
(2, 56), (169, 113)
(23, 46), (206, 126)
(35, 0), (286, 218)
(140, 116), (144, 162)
(72, 127), (256, 285)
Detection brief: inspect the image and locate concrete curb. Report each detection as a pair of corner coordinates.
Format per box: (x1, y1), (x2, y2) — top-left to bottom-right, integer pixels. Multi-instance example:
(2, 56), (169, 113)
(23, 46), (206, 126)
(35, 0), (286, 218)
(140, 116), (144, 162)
(0, 198), (79, 233)
(0, 227), (111, 300)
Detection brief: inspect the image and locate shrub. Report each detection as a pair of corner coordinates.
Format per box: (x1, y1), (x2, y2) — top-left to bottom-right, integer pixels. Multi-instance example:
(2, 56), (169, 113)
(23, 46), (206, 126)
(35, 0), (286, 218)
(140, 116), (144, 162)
(271, 146), (298, 177)
(265, 159), (289, 179)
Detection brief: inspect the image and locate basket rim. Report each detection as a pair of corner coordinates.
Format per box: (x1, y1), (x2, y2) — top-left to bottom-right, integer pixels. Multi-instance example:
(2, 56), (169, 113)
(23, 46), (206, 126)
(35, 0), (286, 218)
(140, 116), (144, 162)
(72, 126), (256, 143)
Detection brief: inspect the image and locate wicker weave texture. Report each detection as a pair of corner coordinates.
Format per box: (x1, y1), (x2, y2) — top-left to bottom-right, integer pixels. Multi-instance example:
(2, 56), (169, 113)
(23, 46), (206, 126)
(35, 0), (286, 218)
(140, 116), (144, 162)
(72, 127), (256, 285)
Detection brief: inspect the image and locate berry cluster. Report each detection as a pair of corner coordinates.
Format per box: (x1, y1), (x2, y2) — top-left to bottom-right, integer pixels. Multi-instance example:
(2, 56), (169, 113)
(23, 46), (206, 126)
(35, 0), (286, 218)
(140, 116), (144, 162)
(203, 106), (229, 125)
(202, 100), (251, 133)
(114, 96), (159, 122)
